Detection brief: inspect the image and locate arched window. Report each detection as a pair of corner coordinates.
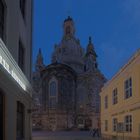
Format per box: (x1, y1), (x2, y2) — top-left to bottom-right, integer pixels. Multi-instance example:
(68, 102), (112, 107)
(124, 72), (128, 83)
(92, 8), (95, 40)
(49, 80), (57, 109)
(50, 81), (56, 96)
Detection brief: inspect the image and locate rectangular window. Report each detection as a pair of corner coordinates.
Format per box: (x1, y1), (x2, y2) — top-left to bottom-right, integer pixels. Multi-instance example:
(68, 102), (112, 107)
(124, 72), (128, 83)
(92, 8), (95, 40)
(18, 40), (25, 72)
(124, 78), (132, 99)
(104, 95), (108, 109)
(16, 101), (25, 139)
(105, 120), (108, 131)
(125, 115), (132, 132)
(113, 118), (117, 132)
(20, 0), (26, 19)
(112, 88), (118, 105)
(0, 0), (5, 40)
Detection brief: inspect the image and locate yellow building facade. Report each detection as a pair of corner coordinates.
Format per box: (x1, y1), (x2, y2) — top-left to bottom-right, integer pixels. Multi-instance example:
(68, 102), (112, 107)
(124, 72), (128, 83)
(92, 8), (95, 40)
(100, 50), (140, 140)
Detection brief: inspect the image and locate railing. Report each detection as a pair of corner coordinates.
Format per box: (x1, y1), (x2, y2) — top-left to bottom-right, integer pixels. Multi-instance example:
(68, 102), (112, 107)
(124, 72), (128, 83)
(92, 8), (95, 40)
(0, 38), (32, 96)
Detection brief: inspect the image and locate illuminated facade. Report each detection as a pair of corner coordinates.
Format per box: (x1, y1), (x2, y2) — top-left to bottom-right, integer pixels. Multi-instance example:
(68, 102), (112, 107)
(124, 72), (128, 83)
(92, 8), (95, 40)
(0, 0), (33, 140)
(100, 50), (140, 140)
(32, 17), (106, 130)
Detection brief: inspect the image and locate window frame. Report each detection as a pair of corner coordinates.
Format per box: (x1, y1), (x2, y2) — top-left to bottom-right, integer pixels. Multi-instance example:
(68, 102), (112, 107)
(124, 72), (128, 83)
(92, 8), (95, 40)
(124, 115), (132, 133)
(18, 40), (25, 72)
(49, 80), (57, 109)
(112, 118), (118, 132)
(112, 88), (118, 105)
(124, 77), (132, 99)
(105, 120), (108, 132)
(104, 95), (108, 109)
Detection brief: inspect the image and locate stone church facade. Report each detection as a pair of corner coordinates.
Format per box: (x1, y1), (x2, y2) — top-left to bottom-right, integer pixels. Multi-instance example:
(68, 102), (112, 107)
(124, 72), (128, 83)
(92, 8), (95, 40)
(32, 16), (106, 130)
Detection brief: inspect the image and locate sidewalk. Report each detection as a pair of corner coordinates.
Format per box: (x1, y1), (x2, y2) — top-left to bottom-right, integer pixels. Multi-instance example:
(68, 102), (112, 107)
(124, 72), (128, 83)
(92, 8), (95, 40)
(32, 130), (102, 140)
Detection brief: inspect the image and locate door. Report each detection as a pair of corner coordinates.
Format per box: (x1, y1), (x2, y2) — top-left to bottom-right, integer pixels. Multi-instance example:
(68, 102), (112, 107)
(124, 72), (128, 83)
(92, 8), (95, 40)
(0, 92), (3, 140)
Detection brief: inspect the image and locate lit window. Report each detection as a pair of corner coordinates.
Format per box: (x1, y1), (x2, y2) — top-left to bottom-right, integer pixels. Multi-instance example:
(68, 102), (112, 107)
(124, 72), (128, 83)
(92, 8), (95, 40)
(20, 0), (26, 19)
(125, 115), (132, 132)
(105, 120), (108, 131)
(104, 95), (108, 109)
(16, 101), (25, 139)
(49, 81), (57, 109)
(113, 118), (117, 132)
(112, 88), (118, 104)
(124, 78), (132, 99)
(18, 40), (25, 72)
(0, 0), (5, 40)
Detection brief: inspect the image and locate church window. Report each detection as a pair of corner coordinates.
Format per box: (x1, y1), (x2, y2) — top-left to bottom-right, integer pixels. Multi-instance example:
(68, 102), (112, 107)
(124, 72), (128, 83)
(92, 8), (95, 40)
(49, 81), (57, 109)
(50, 81), (56, 96)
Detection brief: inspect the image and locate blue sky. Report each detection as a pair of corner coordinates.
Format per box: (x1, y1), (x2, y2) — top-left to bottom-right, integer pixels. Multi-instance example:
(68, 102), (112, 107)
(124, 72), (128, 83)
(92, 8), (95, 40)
(33, 0), (140, 79)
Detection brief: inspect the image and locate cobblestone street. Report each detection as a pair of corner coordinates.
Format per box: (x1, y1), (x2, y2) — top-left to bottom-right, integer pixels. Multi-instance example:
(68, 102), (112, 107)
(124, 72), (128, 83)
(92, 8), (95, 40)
(32, 131), (102, 140)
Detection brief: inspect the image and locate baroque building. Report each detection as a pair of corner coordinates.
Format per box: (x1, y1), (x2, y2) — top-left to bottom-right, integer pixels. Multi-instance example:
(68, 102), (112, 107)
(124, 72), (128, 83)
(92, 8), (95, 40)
(32, 16), (106, 130)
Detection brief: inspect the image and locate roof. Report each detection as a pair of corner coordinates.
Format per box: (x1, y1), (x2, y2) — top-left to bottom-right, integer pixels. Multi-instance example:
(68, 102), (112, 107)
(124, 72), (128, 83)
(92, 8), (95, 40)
(101, 49), (140, 91)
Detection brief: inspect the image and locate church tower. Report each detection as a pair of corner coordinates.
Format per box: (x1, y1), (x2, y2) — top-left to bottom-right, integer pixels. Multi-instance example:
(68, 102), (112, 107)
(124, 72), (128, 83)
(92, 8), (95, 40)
(85, 37), (98, 72)
(35, 48), (45, 71)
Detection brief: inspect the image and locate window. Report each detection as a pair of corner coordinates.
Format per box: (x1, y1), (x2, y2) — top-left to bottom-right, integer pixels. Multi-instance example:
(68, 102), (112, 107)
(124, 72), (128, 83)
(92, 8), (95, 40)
(16, 101), (25, 139)
(0, 0), (5, 40)
(20, 0), (26, 19)
(125, 115), (132, 132)
(113, 118), (117, 132)
(49, 81), (57, 109)
(104, 95), (108, 109)
(105, 120), (108, 131)
(18, 40), (25, 72)
(124, 78), (132, 99)
(50, 81), (56, 96)
(112, 88), (118, 105)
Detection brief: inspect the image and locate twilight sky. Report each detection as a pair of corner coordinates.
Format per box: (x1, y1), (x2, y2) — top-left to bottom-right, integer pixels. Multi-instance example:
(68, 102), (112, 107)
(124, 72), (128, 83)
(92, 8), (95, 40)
(33, 0), (140, 79)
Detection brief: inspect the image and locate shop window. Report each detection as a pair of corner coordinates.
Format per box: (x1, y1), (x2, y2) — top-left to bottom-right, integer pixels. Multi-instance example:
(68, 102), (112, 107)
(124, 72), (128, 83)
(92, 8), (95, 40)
(20, 0), (26, 19)
(49, 81), (57, 109)
(112, 118), (117, 132)
(105, 120), (108, 131)
(112, 88), (118, 105)
(0, 0), (5, 41)
(104, 95), (108, 109)
(124, 77), (132, 99)
(125, 115), (132, 132)
(18, 40), (25, 72)
(16, 101), (25, 139)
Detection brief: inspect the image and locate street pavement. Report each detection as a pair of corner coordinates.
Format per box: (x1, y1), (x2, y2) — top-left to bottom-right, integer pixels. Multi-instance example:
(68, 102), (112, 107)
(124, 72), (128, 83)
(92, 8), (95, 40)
(32, 130), (102, 140)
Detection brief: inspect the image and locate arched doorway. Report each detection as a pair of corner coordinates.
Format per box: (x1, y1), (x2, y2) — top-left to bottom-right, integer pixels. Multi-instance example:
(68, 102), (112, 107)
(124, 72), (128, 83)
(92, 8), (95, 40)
(0, 91), (4, 140)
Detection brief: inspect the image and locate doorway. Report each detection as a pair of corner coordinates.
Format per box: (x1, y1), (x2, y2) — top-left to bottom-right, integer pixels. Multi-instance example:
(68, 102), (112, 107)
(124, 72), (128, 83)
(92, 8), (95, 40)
(0, 91), (4, 140)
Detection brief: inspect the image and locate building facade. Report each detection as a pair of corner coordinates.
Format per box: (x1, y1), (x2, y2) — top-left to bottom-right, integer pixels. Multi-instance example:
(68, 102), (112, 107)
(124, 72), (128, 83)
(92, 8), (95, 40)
(100, 50), (140, 140)
(32, 16), (106, 130)
(0, 0), (33, 140)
